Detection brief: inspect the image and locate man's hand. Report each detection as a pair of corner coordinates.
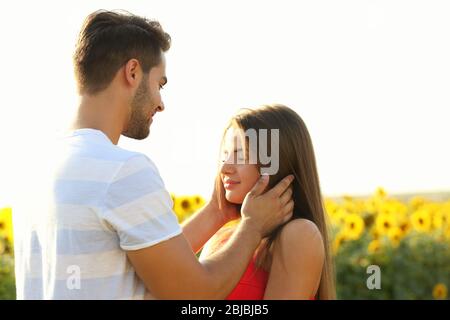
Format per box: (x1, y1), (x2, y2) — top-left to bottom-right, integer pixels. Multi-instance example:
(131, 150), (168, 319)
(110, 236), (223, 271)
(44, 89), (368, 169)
(240, 174), (295, 238)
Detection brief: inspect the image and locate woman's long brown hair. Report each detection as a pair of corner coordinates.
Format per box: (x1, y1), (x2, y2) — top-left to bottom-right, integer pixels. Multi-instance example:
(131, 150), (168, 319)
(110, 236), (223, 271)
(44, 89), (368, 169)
(215, 104), (336, 300)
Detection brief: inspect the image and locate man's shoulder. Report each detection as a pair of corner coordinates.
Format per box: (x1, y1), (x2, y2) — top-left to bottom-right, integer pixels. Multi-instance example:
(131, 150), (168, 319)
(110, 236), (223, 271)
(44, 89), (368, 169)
(114, 150), (159, 175)
(56, 136), (161, 184)
(62, 135), (156, 169)
(58, 131), (145, 164)
(107, 151), (165, 191)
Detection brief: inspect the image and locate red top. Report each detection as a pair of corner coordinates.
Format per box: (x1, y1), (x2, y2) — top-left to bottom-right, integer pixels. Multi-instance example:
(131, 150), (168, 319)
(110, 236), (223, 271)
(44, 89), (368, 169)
(206, 225), (317, 300)
(206, 227), (269, 300)
(226, 258), (269, 300)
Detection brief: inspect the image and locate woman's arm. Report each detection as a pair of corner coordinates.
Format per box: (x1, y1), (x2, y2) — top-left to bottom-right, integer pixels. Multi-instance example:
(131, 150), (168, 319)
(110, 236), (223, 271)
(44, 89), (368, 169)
(181, 178), (241, 254)
(263, 218), (325, 300)
(181, 202), (226, 254)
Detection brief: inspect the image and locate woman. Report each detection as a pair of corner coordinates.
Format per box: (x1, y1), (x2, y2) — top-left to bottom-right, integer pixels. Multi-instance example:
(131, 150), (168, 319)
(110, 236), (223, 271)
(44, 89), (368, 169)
(200, 104), (336, 300)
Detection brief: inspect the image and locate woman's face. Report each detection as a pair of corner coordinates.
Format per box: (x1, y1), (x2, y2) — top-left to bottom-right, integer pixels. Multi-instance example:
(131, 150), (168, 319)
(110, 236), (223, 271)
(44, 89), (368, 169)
(220, 127), (260, 204)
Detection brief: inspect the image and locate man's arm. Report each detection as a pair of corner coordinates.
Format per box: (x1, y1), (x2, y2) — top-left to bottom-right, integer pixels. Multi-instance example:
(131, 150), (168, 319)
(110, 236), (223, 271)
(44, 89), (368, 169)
(127, 174), (294, 299)
(127, 219), (262, 299)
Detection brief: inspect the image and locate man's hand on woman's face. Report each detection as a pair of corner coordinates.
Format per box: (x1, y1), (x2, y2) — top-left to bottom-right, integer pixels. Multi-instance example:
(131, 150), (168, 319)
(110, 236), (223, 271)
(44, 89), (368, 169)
(240, 174), (295, 238)
(209, 174), (295, 230)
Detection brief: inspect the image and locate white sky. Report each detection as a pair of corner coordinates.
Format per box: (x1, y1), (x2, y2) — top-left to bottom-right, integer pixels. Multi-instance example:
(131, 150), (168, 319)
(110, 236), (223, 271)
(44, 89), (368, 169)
(1, 0), (449, 208)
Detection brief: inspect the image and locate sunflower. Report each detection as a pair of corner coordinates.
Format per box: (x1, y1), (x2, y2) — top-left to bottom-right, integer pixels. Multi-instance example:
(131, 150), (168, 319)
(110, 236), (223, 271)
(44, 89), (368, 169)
(444, 202), (450, 215)
(398, 220), (411, 235)
(0, 207), (13, 244)
(173, 196), (195, 222)
(409, 196), (426, 210)
(411, 209), (432, 233)
(392, 201), (408, 216)
(355, 200), (367, 214)
(432, 283), (448, 300)
(444, 224), (450, 241)
(343, 199), (358, 214)
(424, 203), (440, 215)
(343, 213), (365, 240)
(378, 204), (394, 218)
(332, 232), (346, 255)
(331, 208), (348, 227)
(378, 200), (406, 218)
(368, 239), (382, 254)
(0, 238), (5, 255)
(364, 198), (378, 214)
(387, 227), (403, 248)
(375, 213), (397, 235)
(375, 187), (387, 199)
(192, 195), (206, 209)
(370, 227), (381, 240)
(433, 209), (449, 230)
(324, 199), (339, 217)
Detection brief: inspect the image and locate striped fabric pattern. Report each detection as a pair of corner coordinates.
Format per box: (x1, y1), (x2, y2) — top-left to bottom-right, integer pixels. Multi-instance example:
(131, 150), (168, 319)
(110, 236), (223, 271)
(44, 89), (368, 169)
(15, 129), (182, 299)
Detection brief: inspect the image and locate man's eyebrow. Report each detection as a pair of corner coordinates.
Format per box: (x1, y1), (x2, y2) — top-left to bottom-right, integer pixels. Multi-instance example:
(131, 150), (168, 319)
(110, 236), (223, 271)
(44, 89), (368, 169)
(161, 76), (168, 86)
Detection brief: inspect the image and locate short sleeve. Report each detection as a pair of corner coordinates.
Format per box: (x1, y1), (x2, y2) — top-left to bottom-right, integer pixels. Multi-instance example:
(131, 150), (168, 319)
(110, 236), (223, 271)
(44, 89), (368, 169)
(101, 154), (182, 250)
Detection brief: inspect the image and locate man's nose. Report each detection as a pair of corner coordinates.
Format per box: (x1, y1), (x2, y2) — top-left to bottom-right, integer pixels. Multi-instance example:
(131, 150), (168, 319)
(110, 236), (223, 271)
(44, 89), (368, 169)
(156, 101), (165, 112)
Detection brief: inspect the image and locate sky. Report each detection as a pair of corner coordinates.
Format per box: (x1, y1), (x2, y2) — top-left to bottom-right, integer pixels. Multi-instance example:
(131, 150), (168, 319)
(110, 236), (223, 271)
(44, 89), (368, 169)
(0, 0), (449, 208)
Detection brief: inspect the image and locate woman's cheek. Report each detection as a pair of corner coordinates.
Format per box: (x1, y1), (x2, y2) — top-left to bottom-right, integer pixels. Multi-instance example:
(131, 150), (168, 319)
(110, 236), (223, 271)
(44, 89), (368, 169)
(225, 188), (246, 204)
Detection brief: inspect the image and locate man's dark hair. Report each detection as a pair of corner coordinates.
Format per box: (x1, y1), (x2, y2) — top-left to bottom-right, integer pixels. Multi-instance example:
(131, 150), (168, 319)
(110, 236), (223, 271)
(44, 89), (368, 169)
(73, 10), (171, 95)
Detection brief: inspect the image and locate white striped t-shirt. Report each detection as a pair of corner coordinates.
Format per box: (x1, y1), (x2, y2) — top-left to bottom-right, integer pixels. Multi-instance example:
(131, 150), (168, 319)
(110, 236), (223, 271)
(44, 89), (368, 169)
(14, 128), (182, 299)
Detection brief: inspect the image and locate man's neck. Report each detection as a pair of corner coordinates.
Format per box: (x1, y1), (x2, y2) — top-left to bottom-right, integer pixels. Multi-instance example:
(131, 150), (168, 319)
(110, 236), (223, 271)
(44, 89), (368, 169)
(71, 93), (126, 145)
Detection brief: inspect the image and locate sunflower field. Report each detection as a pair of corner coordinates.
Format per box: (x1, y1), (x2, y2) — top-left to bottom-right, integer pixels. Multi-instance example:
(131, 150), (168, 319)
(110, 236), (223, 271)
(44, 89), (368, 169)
(0, 207), (15, 300)
(1, 188), (449, 300)
(326, 188), (450, 300)
(171, 189), (450, 300)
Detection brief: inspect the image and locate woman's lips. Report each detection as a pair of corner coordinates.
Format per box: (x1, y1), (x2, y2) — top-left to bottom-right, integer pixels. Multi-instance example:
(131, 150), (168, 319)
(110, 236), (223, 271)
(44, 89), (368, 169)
(223, 179), (240, 190)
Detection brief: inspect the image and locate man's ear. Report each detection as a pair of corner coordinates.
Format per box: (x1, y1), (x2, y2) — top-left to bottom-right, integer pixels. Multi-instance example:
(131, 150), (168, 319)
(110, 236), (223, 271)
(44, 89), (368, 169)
(124, 59), (141, 87)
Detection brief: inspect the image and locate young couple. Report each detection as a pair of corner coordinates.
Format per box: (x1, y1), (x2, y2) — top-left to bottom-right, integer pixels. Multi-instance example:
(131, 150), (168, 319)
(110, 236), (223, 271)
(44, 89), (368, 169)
(15, 10), (335, 300)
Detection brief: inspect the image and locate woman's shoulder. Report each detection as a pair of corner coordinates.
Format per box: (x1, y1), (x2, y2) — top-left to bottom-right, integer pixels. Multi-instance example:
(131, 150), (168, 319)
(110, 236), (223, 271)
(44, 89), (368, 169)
(279, 218), (322, 241)
(273, 218), (325, 264)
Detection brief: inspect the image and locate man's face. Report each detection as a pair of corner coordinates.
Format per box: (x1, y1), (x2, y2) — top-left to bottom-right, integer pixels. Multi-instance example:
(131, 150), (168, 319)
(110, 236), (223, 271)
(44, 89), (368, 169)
(122, 55), (167, 140)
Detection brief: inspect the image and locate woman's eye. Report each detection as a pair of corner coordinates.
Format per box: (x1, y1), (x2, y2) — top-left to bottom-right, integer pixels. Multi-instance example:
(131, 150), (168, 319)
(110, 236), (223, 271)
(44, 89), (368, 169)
(220, 151), (229, 162)
(220, 150), (245, 163)
(235, 150), (245, 161)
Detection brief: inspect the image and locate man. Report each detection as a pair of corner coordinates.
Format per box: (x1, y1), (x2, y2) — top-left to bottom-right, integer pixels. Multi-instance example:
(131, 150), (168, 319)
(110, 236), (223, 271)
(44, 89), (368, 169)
(14, 10), (294, 299)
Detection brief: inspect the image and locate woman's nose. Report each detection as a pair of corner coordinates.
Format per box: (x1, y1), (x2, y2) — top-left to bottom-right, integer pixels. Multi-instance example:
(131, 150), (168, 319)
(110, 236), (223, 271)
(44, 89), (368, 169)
(220, 163), (234, 175)
(220, 156), (236, 174)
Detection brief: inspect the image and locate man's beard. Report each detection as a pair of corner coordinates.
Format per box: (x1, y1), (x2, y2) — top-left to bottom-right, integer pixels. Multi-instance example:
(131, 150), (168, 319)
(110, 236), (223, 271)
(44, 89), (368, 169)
(122, 75), (152, 140)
